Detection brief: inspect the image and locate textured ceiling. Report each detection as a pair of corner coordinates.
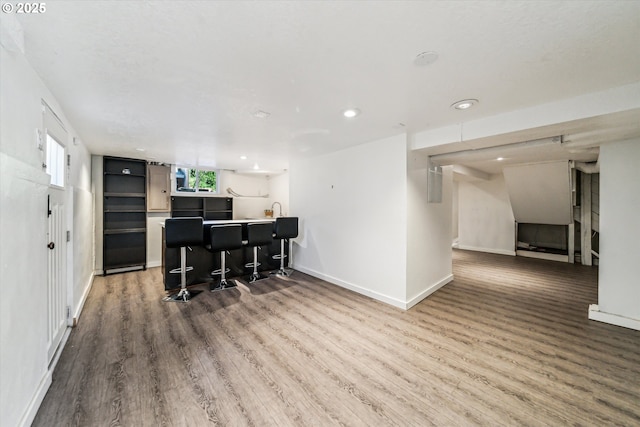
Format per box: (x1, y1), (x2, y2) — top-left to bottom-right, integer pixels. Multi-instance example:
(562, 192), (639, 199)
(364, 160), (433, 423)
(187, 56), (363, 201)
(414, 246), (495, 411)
(13, 1), (640, 172)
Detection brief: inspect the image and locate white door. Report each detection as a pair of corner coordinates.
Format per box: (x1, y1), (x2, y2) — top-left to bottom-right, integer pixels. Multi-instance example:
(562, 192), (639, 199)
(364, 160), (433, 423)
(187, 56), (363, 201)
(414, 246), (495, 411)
(47, 186), (67, 362)
(46, 133), (68, 363)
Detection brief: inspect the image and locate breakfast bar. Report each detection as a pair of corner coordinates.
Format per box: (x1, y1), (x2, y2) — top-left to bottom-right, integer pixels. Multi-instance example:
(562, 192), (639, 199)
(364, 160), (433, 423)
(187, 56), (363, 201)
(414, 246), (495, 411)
(162, 219), (289, 290)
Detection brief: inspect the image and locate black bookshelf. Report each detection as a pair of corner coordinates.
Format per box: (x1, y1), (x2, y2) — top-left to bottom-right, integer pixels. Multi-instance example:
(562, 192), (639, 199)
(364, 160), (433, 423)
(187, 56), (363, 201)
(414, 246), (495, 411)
(103, 156), (147, 274)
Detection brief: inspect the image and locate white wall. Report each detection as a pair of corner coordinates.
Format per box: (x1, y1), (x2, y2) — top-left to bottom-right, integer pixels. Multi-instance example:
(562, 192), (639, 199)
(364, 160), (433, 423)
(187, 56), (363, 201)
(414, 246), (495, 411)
(406, 154), (454, 307)
(0, 42), (94, 427)
(268, 171), (290, 217)
(591, 139), (640, 329)
(219, 170), (271, 219)
(457, 174), (516, 256)
(290, 135), (409, 307)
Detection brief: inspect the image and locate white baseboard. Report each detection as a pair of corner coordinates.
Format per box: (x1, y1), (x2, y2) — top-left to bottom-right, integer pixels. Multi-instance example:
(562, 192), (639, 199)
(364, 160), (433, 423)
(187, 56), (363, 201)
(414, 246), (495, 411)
(588, 304), (640, 331)
(405, 274), (454, 310)
(292, 265), (454, 311)
(18, 370), (52, 427)
(147, 260), (162, 268)
(19, 326), (72, 427)
(292, 264), (408, 310)
(72, 272), (95, 326)
(458, 245), (516, 256)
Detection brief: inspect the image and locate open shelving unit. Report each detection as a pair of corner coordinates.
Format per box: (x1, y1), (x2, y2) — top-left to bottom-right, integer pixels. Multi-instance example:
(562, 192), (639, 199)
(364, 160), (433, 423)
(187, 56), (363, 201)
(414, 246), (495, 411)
(103, 156), (147, 274)
(171, 196), (233, 220)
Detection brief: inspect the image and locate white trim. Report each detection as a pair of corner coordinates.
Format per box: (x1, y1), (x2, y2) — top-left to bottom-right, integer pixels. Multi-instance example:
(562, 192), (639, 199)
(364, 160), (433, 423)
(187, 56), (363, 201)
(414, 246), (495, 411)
(147, 260), (162, 268)
(405, 274), (454, 310)
(459, 245), (516, 256)
(72, 272), (95, 326)
(292, 264), (407, 309)
(516, 250), (568, 262)
(588, 304), (640, 331)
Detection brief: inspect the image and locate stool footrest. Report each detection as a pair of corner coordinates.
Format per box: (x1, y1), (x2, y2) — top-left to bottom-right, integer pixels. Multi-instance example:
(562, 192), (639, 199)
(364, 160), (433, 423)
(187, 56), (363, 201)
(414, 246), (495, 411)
(169, 266), (194, 274)
(244, 262), (261, 268)
(210, 267), (231, 276)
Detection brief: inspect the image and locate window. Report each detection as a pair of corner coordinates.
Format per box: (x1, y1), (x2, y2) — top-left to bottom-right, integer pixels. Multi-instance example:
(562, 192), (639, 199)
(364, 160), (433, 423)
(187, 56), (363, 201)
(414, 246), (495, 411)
(176, 167), (218, 193)
(46, 133), (65, 187)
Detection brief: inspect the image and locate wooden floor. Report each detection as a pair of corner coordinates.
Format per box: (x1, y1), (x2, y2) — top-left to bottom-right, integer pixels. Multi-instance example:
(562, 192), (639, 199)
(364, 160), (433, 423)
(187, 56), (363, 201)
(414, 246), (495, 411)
(34, 250), (640, 426)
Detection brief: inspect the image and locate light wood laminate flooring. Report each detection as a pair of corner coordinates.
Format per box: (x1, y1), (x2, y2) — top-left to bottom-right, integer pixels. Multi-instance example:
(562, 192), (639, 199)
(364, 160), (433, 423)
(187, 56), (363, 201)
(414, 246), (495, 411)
(33, 250), (640, 426)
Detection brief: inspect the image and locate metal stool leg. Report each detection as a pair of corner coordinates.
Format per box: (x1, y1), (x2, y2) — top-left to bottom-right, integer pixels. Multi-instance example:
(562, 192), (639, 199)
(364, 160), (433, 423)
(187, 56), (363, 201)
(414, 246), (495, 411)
(164, 246), (199, 302)
(272, 238), (293, 277)
(211, 251), (238, 291)
(249, 246), (262, 282)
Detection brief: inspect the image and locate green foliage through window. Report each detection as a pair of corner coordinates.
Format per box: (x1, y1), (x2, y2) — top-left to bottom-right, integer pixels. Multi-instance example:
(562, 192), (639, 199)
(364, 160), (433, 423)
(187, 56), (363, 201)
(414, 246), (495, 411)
(198, 170), (217, 190)
(177, 167), (218, 193)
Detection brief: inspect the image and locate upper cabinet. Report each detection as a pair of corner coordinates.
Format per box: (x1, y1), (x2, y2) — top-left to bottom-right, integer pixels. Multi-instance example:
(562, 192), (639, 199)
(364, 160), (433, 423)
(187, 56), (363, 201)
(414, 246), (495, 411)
(147, 164), (171, 212)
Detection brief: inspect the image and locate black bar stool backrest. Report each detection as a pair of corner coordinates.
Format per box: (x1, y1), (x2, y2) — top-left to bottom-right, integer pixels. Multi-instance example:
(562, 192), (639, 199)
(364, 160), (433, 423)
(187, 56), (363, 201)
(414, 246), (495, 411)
(209, 224), (243, 252)
(165, 217), (204, 248)
(274, 217), (299, 239)
(247, 222), (274, 246)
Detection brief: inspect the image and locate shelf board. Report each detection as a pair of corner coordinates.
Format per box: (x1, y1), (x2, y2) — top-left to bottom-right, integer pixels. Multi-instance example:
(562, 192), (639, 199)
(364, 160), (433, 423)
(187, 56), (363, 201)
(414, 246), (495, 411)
(104, 172), (146, 177)
(104, 209), (147, 213)
(104, 263), (146, 271)
(104, 192), (146, 198)
(104, 228), (147, 235)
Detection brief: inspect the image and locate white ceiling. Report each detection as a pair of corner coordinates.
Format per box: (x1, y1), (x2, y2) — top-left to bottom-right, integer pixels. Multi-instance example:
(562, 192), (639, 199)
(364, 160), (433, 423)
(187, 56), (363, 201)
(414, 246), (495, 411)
(12, 1), (640, 173)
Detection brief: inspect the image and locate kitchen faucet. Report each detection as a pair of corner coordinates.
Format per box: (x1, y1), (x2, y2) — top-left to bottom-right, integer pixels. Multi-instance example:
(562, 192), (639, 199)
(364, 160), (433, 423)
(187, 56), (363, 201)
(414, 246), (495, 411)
(271, 201), (282, 217)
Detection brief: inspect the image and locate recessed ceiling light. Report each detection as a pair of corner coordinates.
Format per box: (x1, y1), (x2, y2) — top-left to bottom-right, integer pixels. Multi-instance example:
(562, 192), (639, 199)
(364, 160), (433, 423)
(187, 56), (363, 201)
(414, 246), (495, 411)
(496, 157), (504, 161)
(343, 108), (361, 118)
(240, 155), (247, 160)
(252, 110), (270, 119)
(135, 148), (145, 152)
(451, 99), (479, 110)
(413, 51), (439, 66)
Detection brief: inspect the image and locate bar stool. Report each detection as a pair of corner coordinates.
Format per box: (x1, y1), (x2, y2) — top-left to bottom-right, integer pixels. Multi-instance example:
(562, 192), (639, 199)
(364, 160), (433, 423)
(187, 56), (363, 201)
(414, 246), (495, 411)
(207, 224), (243, 291)
(245, 222), (274, 283)
(271, 217), (298, 276)
(163, 217), (203, 303)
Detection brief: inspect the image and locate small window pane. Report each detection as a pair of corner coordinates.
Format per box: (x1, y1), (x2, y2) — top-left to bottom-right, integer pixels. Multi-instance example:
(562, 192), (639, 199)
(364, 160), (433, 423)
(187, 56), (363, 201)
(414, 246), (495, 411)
(176, 166), (217, 193)
(189, 169), (197, 188)
(46, 133), (64, 187)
